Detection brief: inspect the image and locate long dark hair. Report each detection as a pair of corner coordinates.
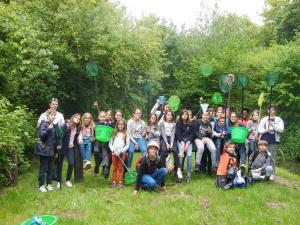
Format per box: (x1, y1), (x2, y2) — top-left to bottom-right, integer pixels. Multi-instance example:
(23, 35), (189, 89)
(164, 111), (174, 122)
(148, 114), (158, 128)
(68, 113), (81, 130)
(179, 109), (191, 125)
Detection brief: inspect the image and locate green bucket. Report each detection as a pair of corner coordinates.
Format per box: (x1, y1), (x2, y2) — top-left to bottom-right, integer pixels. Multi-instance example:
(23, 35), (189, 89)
(124, 171), (137, 185)
(95, 125), (114, 142)
(231, 127), (249, 143)
(21, 215), (57, 225)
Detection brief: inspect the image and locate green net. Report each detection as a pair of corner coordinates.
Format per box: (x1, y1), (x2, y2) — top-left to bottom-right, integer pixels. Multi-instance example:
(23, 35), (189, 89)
(85, 61), (99, 77)
(265, 70), (280, 87)
(168, 95), (180, 112)
(237, 74), (249, 88)
(212, 92), (223, 105)
(201, 64), (213, 77)
(219, 74), (234, 93)
(258, 92), (265, 107)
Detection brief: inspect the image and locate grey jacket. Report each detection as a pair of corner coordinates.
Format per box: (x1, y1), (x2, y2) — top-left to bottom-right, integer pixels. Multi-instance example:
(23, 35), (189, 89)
(159, 121), (176, 146)
(250, 151), (274, 170)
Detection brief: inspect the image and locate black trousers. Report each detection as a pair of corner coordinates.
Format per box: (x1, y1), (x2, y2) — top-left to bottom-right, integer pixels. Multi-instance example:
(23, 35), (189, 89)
(160, 137), (179, 169)
(38, 155), (54, 187)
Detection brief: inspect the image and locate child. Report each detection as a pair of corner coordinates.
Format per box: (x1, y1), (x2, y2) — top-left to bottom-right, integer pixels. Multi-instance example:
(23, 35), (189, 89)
(175, 109), (194, 183)
(109, 119), (129, 188)
(249, 140), (274, 181)
(146, 114), (160, 144)
(247, 110), (260, 157)
(57, 113), (81, 188)
(216, 142), (238, 190)
(194, 111), (216, 173)
(134, 141), (167, 194)
(106, 110), (114, 125)
(35, 109), (58, 192)
(94, 111), (113, 178)
(213, 116), (227, 167)
(159, 111), (180, 178)
(78, 113), (95, 170)
(127, 108), (147, 169)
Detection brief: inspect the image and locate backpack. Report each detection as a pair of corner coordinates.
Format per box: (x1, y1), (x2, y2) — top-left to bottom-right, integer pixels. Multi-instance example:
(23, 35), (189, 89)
(135, 156), (145, 170)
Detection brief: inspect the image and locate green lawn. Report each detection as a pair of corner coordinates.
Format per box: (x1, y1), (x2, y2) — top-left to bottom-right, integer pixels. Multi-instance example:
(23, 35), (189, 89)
(1, 157), (300, 225)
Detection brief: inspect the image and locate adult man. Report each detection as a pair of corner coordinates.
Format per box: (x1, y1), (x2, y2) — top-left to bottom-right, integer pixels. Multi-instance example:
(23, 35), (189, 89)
(258, 105), (284, 175)
(37, 98), (64, 127)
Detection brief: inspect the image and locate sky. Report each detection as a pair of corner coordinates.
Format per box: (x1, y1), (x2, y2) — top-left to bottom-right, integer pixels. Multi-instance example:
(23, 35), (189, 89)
(114, 0), (267, 28)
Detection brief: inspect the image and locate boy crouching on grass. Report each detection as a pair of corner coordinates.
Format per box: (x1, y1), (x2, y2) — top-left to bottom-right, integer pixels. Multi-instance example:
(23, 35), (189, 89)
(216, 142), (238, 190)
(249, 140), (274, 182)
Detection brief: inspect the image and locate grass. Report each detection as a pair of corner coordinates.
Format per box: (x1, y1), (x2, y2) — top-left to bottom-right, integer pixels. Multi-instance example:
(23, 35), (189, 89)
(1, 155), (300, 225)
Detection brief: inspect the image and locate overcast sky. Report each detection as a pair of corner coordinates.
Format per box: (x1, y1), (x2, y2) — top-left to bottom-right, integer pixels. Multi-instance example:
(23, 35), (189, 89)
(114, 0), (267, 27)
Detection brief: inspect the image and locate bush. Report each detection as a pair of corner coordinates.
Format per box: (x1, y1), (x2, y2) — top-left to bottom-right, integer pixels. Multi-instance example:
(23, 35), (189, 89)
(0, 97), (35, 186)
(277, 122), (300, 161)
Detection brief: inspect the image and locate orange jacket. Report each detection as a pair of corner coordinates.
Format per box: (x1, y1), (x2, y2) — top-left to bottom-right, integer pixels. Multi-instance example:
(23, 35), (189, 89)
(217, 152), (237, 176)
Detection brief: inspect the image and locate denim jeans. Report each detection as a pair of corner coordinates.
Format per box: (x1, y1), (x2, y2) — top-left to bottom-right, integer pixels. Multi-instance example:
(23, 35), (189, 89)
(57, 147), (74, 182)
(214, 138), (222, 166)
(177, 141), (193, 175)
(79, 142), (92, 161)
(248, 139), (256, 157)
(237, 143), (246, 166)
(141, 168), (167, 188)
(127, 138), (147, 169)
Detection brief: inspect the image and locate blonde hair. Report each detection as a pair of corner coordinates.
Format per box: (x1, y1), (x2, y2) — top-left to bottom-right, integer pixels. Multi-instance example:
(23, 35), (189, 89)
(81, 112), (95, 128)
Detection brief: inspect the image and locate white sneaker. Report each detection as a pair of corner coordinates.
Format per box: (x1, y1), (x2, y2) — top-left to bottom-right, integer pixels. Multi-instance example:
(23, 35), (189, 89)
(39, 185), (47, 192)
(177, 168), (183, 179)
(270, 175), (275, 181)
(66, 181), (73, 187)
(47, 184), (54, 191)
(56, 182), (61, 189)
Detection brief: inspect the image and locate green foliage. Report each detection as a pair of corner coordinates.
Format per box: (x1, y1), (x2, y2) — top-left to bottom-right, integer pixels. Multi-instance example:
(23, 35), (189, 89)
(278, 122), (300, 161)
(0, 97), (35, 186)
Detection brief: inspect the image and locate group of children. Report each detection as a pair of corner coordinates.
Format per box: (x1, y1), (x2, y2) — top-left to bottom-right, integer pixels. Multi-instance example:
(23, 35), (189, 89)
(36, 97), (284, 192)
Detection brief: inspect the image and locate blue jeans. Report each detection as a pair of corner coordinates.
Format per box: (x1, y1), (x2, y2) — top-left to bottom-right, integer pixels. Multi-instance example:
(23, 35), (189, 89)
(177, 141), (193, 175)
(141, 168), (167, 188)
(214, 138), (222, 166)
(127, 138), (147, 169)
(237, 143), (246, 166)
(248, 139), (255, 156)
(79, 142), (92, 161)
(57, 147), (74, 182)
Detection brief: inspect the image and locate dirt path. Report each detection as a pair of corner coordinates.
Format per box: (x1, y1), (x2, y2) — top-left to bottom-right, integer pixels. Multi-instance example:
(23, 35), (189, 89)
(273, 176), (300, 190)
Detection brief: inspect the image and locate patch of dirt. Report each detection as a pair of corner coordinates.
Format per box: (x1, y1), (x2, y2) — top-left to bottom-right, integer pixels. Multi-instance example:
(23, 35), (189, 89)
(266, 199), (285, 209)
(200, 197), (210, 211)
(273, 176), (300, 190)
(56, 210), (85, 218)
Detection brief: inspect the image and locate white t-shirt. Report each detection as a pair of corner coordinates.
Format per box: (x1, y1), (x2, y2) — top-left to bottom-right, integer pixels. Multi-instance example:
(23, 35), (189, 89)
(38, 111), (65, 126)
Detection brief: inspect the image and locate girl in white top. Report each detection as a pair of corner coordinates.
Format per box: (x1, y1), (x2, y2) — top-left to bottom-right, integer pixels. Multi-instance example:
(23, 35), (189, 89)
(109, 119), (130, 189)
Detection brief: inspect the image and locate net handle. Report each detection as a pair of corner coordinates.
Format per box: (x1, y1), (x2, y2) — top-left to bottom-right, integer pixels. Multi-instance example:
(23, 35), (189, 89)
(117, 154), (131, 172)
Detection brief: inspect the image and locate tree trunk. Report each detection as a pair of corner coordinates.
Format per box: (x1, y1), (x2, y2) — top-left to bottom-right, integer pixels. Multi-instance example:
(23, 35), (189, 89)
(11, 148), (18, 186)
(74, 145), (84, 182)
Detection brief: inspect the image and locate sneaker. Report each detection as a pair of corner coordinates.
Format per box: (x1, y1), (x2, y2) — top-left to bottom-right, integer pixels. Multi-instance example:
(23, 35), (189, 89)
(118, 182), (124, 189)
(83, 160), (87, 170)
(66, 181), (73, 187)
(154, 185), (161, 193)
(270, 175), (275, 181)
(177, 168), (183, 179)
(177, 178), (182, 183)
(56, 182), (61, 189)
(186, 173), (191, 183)
(104, 166), (109, 179)
(84, 161), (91, 170)
(46, 184), (54, 191)
(111, 181), (116, 188)
(39, 185), (47, 192)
